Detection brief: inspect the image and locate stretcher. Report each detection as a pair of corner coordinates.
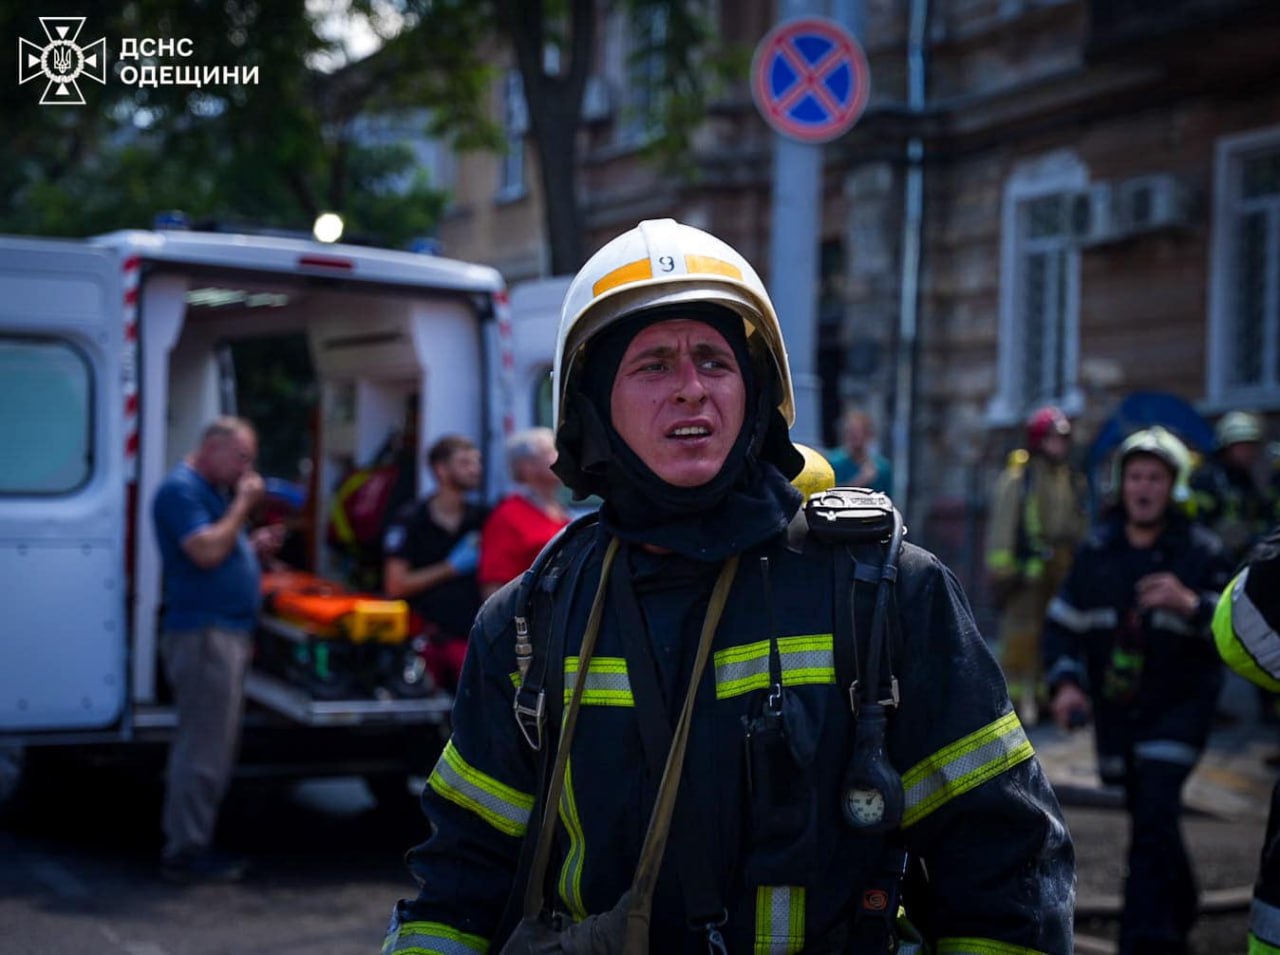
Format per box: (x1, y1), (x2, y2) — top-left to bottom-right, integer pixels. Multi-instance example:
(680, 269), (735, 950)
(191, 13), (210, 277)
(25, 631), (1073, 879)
(256, 570), (430, 701)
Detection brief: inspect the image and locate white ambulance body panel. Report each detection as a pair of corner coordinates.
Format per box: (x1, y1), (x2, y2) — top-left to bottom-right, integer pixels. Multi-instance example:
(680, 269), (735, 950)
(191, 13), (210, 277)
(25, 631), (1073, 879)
(0, 238), (126, 732)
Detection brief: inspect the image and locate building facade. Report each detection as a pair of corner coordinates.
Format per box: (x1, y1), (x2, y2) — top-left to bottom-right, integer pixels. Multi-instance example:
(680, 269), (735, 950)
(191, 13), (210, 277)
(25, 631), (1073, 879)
(433, 0), (1280, 609)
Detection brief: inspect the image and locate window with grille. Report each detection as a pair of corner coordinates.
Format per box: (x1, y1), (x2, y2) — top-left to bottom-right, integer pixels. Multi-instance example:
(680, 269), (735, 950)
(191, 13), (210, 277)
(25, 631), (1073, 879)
(989, 152), (1085, 425)
(1210, 129), (1280, 408)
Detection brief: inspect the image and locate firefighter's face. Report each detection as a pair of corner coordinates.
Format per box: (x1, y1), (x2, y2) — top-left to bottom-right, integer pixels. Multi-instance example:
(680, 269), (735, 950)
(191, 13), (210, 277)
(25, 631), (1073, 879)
(440, 447), (482, 492)
(609, 319), (746, 488)
(1122, 454), (1174, 527)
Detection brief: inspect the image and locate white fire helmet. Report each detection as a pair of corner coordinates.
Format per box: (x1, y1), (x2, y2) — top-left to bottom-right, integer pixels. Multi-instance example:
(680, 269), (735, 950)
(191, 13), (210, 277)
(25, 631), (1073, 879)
(552, 219), (795, 432)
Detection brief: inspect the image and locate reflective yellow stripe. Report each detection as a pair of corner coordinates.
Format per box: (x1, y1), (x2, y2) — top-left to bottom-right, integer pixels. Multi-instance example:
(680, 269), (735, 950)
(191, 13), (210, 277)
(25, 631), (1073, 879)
(427, 740), (534, 838)
(384, 920), (489, 954)
(1216, 570), (1280, 691)
(564, 656), (634, 707)
(753, 885), (805, 954)
(902, 711), (1034, 828)
(714, 634), (835, 700)
(937, 939), (1048, 954)
(557, 757), (588, 922)
(685, 253), (743, 280)
(592, 258), (652, 296)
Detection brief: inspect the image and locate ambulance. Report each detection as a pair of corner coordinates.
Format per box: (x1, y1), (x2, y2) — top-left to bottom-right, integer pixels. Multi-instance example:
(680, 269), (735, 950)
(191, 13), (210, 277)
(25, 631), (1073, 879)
(0, 227), (563, 805)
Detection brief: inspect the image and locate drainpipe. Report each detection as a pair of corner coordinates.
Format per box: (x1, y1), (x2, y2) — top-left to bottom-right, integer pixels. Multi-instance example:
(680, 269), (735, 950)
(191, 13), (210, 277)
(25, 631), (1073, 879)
(892, 0), (928, 519)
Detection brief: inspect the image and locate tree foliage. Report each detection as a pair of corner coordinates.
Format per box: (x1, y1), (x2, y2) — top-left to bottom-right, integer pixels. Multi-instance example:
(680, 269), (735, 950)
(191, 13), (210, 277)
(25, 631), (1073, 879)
(0, 0), (496, 246)
(1, 0), (721, 266)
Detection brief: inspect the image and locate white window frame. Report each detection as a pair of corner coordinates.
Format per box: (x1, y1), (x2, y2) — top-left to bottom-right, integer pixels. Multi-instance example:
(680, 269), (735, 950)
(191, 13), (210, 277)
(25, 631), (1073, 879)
(497, 68), (528, 201)
(987, 150), (1086, 426)
(1207, 124), (1280, 412)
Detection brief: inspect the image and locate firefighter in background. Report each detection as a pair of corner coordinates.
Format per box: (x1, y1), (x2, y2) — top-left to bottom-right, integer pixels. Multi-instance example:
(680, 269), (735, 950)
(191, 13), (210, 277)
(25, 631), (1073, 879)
(985, 405), (1088, 724)
(1213, 525), (1280, 954)
(1192, 410), (1270, 563)
(1046, 426), (1232, 955)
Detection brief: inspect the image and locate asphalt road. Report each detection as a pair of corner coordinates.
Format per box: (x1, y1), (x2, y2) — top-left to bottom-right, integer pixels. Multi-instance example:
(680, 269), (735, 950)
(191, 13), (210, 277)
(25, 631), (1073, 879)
(0, 731), (1272, 954)
(0, 762), (426, 955)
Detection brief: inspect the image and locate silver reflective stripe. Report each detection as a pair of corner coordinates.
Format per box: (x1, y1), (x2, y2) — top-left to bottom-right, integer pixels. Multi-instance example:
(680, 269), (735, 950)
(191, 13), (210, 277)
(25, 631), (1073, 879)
(1047, 597), (1117, 633)
(1150, 609), (1194, 636)
(563, 656), (633, 706)
(1234, 569), (1280, 680)
(428, 741), (533, 837)
(1134, 739), (1200, 766)
(387, 921), (489, 954)
(1253, 896), (1280, 945)
(902, 712), (1034, 827)
(714, 635), (835, 699)
(754, 885), (805, 954)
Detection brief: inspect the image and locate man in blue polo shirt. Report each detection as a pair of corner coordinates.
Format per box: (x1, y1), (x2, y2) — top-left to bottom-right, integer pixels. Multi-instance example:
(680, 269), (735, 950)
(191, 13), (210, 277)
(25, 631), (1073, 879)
(152, 416), (282, 883)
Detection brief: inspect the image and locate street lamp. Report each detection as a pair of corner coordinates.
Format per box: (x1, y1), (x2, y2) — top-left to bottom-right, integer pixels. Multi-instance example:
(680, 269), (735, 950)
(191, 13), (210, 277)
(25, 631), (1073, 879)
(313, 212), (344, 243)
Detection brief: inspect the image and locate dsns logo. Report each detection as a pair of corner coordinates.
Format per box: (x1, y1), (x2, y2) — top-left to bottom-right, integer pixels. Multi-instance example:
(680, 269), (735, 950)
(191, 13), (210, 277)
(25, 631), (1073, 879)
(18, 17), (107, 105)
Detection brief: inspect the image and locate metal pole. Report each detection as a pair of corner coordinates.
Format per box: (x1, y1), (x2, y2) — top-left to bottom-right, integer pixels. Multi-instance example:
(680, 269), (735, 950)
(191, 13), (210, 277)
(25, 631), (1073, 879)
(768, 0), (865, 449)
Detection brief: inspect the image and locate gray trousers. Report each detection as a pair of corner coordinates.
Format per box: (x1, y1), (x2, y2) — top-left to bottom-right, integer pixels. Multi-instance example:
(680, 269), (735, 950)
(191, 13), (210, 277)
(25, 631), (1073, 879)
(161, 626), (252, 858)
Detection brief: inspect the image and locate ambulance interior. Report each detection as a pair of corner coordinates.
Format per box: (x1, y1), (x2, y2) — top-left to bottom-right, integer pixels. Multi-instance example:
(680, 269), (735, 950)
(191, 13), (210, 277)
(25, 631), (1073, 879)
(133, 270), (492, 704)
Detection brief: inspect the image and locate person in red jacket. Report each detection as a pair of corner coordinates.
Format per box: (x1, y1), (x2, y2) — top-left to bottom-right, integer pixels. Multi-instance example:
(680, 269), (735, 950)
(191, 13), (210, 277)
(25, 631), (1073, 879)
(477, 427), (570, 598)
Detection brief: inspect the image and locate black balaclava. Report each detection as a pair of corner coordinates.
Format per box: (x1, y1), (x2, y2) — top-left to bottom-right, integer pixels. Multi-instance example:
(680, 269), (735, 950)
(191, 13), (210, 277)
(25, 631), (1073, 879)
(552, 303), (804, 561)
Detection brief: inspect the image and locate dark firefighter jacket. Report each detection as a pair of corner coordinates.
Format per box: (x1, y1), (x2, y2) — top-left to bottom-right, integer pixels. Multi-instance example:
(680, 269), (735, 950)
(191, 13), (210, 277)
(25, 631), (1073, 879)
(385, 523), (1075, 954)
(1043, 514), (1232, 782)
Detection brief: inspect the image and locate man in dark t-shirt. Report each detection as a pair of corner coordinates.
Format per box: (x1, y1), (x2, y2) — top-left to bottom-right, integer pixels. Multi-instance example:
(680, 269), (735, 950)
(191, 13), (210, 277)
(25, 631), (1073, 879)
(383, 435), (489, 691)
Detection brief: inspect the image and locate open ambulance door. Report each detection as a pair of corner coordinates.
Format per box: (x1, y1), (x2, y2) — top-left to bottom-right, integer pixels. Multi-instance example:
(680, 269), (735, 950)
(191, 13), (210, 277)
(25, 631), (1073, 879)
(0, 239), (127, 735)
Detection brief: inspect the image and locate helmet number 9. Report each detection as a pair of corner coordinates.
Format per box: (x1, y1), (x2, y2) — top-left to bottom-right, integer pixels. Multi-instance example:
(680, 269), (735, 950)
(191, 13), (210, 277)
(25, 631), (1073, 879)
(658, 255), (675, 272)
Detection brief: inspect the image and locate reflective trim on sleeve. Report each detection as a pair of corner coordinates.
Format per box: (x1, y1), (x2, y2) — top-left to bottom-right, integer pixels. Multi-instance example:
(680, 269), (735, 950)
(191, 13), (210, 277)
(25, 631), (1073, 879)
(1046, 597), (1118, 633)
(1254, 896), (1280, 948)
(563, 656), (634, 707)
(383, 920), (489, 954)
(1046, 655), (1086, 689)
(714, 634), (835, 700)
(901, 711), (1034, 828)
(753, 885), (805, 954)
(427, 739), (534, 838)
(937, 939), (1048, 954)
(1134, 739), (1200, 767)
(557, 757), (588, 922)
(1150, 609), (1194, 636)
(1219, 569), (1280, 688)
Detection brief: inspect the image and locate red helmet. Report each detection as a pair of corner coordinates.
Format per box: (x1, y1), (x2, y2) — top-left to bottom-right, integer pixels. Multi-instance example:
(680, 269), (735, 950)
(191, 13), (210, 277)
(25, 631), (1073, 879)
(1026, 406), (1071, 451)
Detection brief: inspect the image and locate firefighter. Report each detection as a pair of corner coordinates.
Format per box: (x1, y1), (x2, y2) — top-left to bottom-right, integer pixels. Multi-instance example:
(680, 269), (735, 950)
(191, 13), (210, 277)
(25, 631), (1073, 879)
(985, 405), (1088, 724)
(383, 219), (1074, 954)
(1192, 410), (1270, 563)
(1046, 426), (1232, 955)
(1212, 525), (1280, 953)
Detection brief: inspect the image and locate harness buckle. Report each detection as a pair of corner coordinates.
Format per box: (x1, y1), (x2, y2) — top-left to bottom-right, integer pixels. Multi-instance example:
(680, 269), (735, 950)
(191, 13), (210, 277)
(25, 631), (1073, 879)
(513, 688), (545, 751)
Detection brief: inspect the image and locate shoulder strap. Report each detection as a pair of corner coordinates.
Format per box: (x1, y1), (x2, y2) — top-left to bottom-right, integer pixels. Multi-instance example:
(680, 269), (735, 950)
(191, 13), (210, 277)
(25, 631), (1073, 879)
(512, 511), (600, 750)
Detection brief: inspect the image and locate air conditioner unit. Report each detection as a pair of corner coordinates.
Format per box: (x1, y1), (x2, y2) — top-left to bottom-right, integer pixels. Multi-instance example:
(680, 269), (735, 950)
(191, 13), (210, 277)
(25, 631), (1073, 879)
(1066, 182), (1117, 246)
(581, 75), (613, 123)
(1115, 174), (1191, 234)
